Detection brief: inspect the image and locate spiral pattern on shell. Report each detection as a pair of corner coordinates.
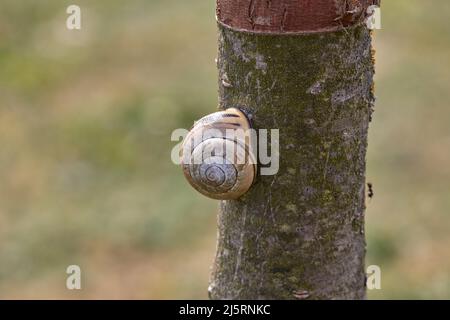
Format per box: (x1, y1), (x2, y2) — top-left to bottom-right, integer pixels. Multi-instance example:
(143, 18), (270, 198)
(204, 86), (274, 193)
(181, 108), (256, 200)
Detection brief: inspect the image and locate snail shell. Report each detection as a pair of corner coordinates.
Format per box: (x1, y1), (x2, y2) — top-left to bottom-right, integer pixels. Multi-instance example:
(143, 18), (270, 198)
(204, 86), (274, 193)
(181, 108), (256, 200)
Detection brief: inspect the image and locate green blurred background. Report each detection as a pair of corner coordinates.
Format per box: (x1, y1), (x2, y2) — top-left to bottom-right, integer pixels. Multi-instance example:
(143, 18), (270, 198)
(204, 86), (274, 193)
(0, 0), (449, 299)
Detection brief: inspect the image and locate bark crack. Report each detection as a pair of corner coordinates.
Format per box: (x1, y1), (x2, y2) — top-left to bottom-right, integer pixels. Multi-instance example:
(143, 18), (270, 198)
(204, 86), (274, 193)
(280, 7), (288, 32)
(247, 0), (256, 30)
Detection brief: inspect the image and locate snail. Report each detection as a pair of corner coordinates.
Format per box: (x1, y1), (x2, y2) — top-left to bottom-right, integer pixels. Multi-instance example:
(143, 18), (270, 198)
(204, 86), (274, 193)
(180, 108), (256, 200)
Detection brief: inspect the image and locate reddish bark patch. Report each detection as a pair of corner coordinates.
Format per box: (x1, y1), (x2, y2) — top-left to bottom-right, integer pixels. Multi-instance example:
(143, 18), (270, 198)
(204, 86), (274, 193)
(217, 0), (380, 33)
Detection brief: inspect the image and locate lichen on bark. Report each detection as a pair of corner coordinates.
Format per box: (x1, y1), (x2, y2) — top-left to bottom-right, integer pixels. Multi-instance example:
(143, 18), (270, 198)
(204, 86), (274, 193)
(209, 23), (375, 300)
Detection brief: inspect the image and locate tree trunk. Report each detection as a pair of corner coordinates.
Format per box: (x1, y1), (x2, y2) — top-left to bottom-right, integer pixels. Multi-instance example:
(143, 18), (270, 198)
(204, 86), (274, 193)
(209, 0), (377, 300)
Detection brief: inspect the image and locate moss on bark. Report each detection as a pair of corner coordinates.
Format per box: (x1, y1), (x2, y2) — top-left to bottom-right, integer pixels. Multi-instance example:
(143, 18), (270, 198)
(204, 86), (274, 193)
(209, 23), (375, 300)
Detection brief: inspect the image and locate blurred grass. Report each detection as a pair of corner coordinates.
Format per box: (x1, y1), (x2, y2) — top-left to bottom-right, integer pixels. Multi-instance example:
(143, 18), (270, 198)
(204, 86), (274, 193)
(0, 0), (449, 299)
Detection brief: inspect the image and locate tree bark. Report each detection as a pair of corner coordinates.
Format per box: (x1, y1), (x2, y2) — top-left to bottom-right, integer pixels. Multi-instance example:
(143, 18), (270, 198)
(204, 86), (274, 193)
(209, 0), (376, 300)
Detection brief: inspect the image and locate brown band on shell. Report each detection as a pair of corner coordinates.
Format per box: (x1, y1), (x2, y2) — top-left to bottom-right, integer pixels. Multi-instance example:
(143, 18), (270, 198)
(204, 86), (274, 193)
(217, 0), (381, 34)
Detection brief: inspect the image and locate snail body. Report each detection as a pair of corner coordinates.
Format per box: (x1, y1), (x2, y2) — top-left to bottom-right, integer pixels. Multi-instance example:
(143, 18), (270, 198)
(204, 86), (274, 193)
(181, 108), (256, 200)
